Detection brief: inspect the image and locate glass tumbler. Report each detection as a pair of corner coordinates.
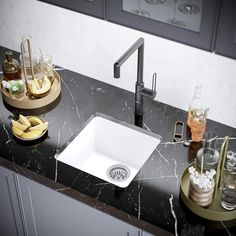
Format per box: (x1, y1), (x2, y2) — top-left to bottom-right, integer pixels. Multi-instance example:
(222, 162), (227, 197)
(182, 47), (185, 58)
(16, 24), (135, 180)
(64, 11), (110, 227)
(221, 151), (236, 210)
(39, 54), (54, 78)
(196, 132), (219, 171)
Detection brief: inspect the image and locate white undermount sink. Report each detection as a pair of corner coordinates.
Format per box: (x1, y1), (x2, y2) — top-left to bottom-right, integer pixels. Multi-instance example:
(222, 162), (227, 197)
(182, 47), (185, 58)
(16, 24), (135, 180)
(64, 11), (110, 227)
(55, 113), (161, 188)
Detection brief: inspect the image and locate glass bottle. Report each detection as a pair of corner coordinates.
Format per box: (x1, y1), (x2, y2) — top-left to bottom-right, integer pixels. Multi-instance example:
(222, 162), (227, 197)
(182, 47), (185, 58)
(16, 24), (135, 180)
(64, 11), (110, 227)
(187, 85), (202, 126)
(187, 85), (208, 142)
(2, 51), (21, 80)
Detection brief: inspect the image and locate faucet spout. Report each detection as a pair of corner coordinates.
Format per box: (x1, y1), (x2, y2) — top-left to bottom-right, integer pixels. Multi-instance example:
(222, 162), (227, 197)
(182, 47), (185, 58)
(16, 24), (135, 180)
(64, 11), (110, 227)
(114, 38), (144, 83)
(113, 38), (156, 128)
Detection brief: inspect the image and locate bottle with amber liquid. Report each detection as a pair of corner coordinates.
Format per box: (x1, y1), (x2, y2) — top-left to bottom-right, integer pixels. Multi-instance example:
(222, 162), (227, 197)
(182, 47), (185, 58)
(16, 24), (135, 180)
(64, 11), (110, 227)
(2, 51), (21, 80)
(187, 85), (208, 142)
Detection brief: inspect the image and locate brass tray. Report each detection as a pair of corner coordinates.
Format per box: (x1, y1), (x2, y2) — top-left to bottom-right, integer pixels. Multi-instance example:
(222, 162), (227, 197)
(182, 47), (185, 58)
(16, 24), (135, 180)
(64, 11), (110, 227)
(180, 164), (236, 221)
(0, 71), (61, 109)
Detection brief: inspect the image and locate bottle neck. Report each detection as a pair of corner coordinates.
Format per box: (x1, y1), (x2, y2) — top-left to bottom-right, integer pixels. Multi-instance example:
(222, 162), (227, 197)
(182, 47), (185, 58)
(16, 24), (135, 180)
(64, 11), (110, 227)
(6, 51), (13, 62)
(189, 85), (202, 110)
(193, 85), (202, 99)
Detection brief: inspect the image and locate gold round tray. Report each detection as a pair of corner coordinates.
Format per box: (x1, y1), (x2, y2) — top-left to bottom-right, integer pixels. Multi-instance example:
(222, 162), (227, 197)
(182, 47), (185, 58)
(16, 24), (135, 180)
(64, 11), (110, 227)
(180, 164), (236, 221)
(1, 71), (61, 109)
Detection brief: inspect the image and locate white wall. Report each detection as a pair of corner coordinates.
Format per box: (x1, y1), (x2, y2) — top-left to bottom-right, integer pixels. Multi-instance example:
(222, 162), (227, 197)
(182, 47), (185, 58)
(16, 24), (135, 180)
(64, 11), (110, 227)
(0, 0), (236, 128)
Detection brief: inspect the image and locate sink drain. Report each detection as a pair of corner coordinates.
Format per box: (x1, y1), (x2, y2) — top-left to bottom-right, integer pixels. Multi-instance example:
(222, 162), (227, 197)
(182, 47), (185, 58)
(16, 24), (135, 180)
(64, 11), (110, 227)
(107, 164), (130, 182)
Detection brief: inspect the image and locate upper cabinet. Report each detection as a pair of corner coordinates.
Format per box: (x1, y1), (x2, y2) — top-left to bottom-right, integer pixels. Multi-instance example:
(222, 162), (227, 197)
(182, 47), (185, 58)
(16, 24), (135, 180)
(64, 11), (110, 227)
(214, 0), (236, 60)
(107, 0), (220, 51)
(38, 0), (106, 19)
(38, 0), (235, 60)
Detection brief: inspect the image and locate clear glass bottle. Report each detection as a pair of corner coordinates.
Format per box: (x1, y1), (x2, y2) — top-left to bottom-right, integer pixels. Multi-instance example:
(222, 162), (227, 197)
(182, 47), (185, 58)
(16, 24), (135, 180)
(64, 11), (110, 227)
(187, 85), (208, 142)
(187, 85), (202, 126)
(2, 51), (21, 80)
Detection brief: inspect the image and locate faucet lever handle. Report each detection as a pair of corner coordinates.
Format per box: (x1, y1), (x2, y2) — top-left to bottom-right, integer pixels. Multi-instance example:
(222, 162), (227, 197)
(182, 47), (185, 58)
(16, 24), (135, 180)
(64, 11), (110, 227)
(139, 72), (157, 99)
(152, 72), (157, 95)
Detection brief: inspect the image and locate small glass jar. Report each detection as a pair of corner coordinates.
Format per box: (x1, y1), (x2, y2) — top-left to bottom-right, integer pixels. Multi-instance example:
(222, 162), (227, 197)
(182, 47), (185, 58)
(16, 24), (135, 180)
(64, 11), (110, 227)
(221, 151), (236, 210)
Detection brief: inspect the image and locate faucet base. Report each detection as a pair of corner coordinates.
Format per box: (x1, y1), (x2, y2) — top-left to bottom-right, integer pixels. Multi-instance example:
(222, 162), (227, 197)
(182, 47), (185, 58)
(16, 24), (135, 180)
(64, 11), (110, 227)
(135, 113), (143, 128)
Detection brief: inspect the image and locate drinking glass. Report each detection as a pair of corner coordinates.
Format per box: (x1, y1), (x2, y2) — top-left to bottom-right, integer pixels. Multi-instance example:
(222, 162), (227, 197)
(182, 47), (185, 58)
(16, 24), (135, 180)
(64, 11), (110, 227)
(196, 132), (219, 170)
(167, 0), (186, 27)
(221, 151), (236, 210)
(131, 0), (150, 17)
(39, 54), (54, 78)
(178, 0), (200, 15)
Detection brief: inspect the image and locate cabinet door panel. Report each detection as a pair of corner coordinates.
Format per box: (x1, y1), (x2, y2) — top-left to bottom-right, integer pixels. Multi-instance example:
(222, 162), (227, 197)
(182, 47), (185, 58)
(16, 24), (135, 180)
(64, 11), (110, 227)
(215, 0), (236, 59)
(16, 174), (140, 236)
(107, 0), (220, 51)
(38, 0), (105, 19)
(0, 166), (24, 236)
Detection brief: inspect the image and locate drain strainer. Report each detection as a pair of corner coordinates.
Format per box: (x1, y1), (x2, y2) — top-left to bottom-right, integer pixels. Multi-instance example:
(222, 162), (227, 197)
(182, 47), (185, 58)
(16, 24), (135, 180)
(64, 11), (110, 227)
(107, 164), (130, 182)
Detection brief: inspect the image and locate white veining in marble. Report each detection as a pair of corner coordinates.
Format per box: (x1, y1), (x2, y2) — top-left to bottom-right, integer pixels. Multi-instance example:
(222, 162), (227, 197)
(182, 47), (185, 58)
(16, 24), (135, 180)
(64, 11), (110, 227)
(2, 124), (11, 144)
(155, 147), (170, 165)
(169, 194), (178, 236)
(172, 159), (179, 189)
(220, 221), (232, 236)
(137, 185), (144, 219)
(96, 185), (106, 200)
(61, 78), (81, 119)
(143, 123), (151, 132)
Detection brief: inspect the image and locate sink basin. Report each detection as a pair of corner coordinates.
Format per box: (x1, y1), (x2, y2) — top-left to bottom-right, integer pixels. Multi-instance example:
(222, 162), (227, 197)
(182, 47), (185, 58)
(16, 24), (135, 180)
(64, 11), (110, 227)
(55, 113), (161, 188)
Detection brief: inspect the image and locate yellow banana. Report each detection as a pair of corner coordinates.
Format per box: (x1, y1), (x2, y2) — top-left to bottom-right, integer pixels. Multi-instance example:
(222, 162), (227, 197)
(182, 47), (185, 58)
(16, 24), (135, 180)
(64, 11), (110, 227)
(29, 122), (48, 132)
(11, 120), (28, 131)
(21, 130), (42, 140)
(28, 117), (43, 126)
(19, 114), (31, 127)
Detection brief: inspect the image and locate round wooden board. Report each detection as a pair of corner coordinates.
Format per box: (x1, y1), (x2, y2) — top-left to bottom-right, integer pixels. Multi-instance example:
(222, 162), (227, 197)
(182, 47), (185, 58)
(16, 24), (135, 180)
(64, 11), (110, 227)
(1, 71), (61, 109)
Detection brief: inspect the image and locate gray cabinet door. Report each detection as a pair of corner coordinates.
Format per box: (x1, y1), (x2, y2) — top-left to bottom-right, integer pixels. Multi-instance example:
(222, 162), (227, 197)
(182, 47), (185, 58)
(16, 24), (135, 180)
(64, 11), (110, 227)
(215, 0), (236, 59)
(16, 173), (141, 236)
(0, 166), (25, 236)
(107, 0), (220, 51)
(38, 0), (106, 19)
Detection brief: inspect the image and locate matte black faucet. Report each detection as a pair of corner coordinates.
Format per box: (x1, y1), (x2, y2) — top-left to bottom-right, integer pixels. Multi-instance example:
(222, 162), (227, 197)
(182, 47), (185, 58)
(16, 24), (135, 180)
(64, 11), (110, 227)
(114, 38), (157, 128)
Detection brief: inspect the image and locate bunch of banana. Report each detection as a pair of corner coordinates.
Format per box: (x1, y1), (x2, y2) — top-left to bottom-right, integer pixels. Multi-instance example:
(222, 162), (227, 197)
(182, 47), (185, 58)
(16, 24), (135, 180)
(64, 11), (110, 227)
(12, 114), (48, 140)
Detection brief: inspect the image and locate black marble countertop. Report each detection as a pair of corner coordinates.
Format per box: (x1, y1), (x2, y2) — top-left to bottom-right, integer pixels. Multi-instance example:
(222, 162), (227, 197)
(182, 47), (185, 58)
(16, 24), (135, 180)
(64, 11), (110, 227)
(0, 46), (236, 235)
